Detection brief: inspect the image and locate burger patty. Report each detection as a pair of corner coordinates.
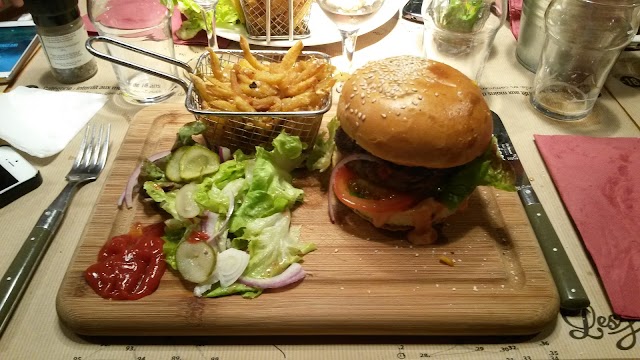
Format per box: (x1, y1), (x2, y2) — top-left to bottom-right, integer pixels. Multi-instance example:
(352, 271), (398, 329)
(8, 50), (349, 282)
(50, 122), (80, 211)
(335, 128), (457, 197)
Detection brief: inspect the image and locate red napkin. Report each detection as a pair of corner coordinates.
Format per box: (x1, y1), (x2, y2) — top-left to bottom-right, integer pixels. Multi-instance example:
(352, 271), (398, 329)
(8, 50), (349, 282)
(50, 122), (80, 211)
(534, 135), (640, 320)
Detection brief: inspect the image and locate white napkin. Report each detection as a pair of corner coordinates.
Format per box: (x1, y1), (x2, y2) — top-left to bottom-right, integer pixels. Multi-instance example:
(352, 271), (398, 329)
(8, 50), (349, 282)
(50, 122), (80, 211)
(0, 86), (108, 158)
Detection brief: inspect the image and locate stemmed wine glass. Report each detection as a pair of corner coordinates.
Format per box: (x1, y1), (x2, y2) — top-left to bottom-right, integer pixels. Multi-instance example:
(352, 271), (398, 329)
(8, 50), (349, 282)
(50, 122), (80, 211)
(194, 0), (220, 49)
(316, 0), (386, 72)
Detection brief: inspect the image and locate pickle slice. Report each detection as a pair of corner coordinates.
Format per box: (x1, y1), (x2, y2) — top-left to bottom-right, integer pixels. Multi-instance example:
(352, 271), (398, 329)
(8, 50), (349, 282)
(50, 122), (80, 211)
(165, 146), (189, 182)
(176, 240), (217, 284)
(175, 183), (200, 219)
(179, 145), (220, 181)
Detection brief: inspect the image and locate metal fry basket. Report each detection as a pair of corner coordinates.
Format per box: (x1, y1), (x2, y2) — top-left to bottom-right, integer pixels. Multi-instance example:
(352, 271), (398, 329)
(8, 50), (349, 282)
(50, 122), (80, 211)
(86, 36), (333, 153)
(188, 49), (331, 152)
(240, 0), (313, 41)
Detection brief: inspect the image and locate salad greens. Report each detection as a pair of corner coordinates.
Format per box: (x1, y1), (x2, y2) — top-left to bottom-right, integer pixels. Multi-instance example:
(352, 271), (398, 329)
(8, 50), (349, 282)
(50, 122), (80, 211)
(438, 136), (516, 210)
(160, 0), (244, 41)
(140, 122), (334, 298)
(435, 0), (489, 33)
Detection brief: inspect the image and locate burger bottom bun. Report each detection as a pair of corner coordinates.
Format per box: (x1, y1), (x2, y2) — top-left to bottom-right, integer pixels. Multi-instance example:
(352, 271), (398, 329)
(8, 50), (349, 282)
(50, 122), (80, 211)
(352, 198), (459, 245)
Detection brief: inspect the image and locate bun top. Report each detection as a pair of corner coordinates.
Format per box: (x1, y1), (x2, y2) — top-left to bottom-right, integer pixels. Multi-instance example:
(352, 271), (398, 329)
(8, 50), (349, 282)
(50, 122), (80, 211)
(337, 56), (493, 168)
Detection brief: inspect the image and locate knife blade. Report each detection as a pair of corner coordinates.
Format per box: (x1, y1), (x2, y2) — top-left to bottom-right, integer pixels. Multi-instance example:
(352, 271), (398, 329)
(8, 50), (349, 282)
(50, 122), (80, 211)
(491, 111), (590, 312)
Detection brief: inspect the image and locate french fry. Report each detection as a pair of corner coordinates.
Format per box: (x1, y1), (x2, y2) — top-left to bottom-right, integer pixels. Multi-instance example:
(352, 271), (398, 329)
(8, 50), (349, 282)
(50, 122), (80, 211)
(233, 95), (256, 112)
(206, 47), (224, 81)
(241, 84), (277, 98)
(281, 91), (314, 111)
(284, 75), (318, 97)
(189, 74), (216, 103)
(254, 70), (286, 85)
(209, 99), (239, 112)
(251, 96), (280, 111)
(204, 76), (236, 98)
(279, 40), (303, 71)
(240, 36), (268, 71)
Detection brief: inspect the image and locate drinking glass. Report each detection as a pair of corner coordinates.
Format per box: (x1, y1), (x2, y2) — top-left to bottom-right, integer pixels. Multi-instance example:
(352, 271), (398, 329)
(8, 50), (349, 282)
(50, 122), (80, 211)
(194, 0), (220, 49)
(88, 0), (178, 104)
(530, 0), (640, 121)
(421, 0), (507, 84)
(316, 0), (386, 71)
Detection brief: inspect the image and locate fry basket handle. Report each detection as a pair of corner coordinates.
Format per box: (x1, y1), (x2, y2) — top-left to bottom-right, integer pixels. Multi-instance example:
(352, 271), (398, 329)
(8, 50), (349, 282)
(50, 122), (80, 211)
(85, 36), (193, 91)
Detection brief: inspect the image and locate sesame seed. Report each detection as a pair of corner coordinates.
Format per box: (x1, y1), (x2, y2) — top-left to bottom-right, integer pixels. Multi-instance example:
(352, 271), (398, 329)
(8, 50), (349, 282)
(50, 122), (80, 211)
(381, 114), (387, 118)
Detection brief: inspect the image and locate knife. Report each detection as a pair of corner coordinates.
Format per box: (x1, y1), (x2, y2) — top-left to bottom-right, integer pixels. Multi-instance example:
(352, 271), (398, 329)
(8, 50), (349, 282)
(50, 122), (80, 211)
(492, 111), (590, 312)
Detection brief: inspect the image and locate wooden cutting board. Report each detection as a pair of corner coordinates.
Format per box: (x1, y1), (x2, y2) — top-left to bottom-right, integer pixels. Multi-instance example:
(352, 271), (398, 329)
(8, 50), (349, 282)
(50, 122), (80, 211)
(56, 104), (559, 336)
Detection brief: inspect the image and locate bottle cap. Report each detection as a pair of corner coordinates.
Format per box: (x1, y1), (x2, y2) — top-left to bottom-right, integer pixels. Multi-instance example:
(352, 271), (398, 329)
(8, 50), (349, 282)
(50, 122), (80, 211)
(24, 0), (80, 27)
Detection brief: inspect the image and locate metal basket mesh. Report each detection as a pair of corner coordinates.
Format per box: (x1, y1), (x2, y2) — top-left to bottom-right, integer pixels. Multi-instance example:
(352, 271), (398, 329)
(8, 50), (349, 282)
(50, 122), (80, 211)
(240, 0), (313, 39)
(186, 50), (332, 153)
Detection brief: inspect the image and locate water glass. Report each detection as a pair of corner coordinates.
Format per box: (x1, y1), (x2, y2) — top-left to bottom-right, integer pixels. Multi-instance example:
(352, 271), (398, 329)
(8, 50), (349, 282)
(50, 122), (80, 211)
(515, 0), (552, 73)
(530, 0), (640, 121)
(88, 0), (178, 104)
(421, 0), (507, 83)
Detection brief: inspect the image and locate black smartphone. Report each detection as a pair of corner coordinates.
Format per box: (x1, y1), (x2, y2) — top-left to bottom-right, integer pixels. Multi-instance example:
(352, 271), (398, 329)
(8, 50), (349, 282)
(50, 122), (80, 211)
(402, 0), (424, 24)
(0, 21), (39, 84)
(0, 146), (42, 208)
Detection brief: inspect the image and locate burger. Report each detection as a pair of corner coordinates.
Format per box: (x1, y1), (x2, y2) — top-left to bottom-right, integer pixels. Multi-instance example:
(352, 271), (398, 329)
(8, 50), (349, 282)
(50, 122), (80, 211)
(329, 56), (515, 244)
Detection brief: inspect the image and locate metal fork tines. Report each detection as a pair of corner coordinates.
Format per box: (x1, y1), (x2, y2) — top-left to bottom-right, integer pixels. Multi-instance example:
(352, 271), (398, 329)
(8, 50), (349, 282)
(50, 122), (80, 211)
(68, 124), (110, 182)
(0, 123), (111, 336)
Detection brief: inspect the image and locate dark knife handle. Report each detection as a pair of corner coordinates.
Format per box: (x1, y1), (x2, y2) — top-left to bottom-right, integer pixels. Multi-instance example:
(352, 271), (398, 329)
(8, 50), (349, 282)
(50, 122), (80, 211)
(523, 202), (590, 311)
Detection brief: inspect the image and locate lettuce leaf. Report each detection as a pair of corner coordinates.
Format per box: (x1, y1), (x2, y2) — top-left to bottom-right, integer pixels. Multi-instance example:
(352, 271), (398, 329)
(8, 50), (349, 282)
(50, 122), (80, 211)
(306, 117), (339, 172)
(204, 283), (262, 298)
(438, 136), (516, 210)
(436, 0), (489, 33)
(143, 181), (179, 218)
(173, 121), (206, 150)
(240, 211), (316, 279)
(161, 0), (244, 41)
(229, 133), (305, 232)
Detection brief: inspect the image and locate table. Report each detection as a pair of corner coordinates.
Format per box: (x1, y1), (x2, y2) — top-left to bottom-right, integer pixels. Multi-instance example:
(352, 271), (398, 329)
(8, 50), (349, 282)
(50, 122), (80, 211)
(1, 4), (640, 359)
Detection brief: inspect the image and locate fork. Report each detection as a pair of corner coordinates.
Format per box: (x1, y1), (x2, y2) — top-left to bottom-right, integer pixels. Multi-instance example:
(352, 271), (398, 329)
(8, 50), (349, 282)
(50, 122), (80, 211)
(0, 124), (110, 336)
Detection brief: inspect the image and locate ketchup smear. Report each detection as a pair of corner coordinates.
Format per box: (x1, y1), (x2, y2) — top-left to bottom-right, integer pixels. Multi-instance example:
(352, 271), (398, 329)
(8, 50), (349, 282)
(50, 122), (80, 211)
(85, 222), (167, 300)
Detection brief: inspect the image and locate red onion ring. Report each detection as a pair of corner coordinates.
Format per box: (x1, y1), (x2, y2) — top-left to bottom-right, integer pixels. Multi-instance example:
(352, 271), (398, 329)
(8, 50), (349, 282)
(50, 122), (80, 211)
(120, 150), (172, 208)
(218, 146), (232, 162)
(238, 263), (305, 289)
(328, 153), (383, 223)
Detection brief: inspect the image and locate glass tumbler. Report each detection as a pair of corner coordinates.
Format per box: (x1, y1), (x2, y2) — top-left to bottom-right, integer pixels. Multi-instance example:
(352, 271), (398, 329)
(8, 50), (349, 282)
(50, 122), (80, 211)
(88, 0), (178, 104)
(421, 0), (508, 84)
(530, 0), (640, 121)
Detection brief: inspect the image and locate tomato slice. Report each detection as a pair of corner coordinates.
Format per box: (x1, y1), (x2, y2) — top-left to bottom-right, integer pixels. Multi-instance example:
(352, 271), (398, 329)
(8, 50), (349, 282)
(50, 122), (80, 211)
(332, 165), (416, 213)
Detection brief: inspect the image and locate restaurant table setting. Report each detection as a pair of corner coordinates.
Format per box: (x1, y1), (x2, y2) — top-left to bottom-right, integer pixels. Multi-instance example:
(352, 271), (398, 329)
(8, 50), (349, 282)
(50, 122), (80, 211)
(1, 0), (640, 359)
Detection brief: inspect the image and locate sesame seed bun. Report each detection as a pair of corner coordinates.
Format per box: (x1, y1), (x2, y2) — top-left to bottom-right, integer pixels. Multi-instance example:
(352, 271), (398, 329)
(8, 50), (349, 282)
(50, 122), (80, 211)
(337, 56), (493, 169)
